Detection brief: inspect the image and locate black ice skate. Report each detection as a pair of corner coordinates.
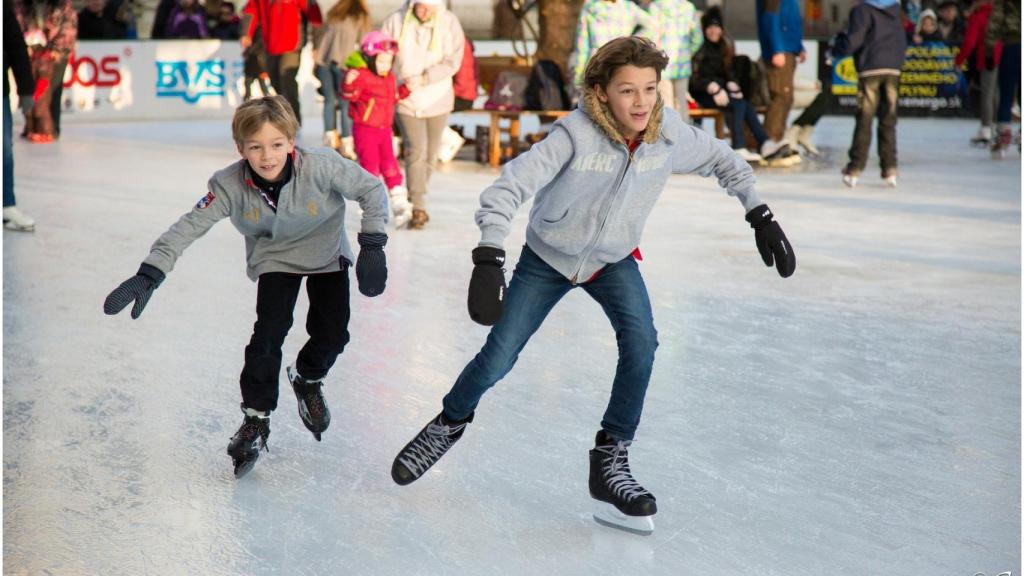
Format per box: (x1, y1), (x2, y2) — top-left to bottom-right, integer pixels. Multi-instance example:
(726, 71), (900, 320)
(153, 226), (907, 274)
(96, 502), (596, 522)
(227, 404), (271, 479)
(391, 411), (473, 485)
(287, 365), (331, 441)
(589, 430), (657, 536)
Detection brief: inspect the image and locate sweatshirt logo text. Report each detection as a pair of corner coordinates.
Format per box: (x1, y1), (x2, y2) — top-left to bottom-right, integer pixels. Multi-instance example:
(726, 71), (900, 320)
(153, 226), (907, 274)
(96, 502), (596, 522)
(570, 153), (618, 173)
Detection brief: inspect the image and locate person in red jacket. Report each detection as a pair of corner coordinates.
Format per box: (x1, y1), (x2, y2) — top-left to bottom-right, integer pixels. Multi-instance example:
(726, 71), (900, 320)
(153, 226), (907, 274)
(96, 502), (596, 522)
(240, 0), (322, 124)
(956, 0), (1003, 146)
(453, 36), (478, 111)
(342, 31), (414, 228)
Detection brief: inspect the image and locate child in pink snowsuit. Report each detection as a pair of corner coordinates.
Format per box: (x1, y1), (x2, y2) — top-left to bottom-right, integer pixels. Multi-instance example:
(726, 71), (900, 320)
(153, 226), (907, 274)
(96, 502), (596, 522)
(342, 31), (414, 228)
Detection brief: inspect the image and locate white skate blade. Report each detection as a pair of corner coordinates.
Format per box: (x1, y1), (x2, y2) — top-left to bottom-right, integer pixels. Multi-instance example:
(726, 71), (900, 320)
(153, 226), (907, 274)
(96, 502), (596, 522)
(592, 501), (654, 536)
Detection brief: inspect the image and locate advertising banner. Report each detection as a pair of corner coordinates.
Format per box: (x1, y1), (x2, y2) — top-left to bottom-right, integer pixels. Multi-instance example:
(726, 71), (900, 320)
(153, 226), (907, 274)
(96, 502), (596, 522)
(48, 40), (318, 123)
(830, 41), (968, 115)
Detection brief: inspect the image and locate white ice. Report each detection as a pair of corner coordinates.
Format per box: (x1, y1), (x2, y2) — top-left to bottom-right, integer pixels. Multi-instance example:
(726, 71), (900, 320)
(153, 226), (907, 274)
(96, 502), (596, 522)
(3, 114), (1020, 575)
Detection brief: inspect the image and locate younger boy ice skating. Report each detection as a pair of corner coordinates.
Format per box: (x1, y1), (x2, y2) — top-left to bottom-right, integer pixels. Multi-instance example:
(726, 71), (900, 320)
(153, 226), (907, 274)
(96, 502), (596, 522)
(103, 95), (390, 478)
(390, 36), (796, 535)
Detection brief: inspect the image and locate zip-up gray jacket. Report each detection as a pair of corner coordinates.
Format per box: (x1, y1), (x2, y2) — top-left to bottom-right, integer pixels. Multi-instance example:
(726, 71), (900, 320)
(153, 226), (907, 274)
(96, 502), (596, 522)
(143, 146), (388, 281)
(476, 87), (762, 283)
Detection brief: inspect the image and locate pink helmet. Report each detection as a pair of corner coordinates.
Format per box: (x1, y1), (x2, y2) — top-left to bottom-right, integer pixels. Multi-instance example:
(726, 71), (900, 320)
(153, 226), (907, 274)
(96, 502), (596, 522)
(361, 31), (399, 56)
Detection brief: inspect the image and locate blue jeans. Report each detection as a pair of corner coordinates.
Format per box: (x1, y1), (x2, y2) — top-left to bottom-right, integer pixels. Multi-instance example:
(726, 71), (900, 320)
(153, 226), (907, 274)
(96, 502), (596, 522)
(442, 245), (659, 441)
(728, 97), (768, 150)
(316, 63), (351, 136)
(3, 96), (15, 208)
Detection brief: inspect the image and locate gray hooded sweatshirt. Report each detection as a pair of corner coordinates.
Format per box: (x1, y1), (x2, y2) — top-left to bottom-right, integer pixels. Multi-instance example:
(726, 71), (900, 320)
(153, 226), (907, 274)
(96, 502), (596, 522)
(476, 87), (762, 283)
(143, 146), (388, 281)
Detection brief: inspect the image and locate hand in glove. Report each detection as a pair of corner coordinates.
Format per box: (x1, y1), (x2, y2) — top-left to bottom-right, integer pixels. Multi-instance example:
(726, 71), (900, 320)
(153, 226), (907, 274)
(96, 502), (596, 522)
(356, 232), (388, 297)
(467, 246), (507, 326)
(745, 205), (796, 278)
(104, 264), (166, 319)
(707, 82), (729, 107)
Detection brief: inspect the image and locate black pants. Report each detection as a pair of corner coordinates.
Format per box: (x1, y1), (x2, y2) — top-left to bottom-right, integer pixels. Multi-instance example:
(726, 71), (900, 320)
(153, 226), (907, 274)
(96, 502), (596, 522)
(793, 90), (834, 127)
(846, 74), (900, 176)
(267, 51), (302, 124)
(239, 270), (350, 412)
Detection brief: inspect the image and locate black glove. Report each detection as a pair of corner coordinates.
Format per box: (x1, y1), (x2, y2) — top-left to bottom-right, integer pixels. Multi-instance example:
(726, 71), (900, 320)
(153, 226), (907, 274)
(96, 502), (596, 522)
(103, 263), (165, 319)
(355, 232), (387, 297)
(745, 204), (796, 278)
(467, 246), (507, 326)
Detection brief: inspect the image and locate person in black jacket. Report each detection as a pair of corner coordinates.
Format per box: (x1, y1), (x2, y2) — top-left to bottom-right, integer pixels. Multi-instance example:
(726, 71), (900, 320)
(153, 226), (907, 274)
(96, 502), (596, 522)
(3, 0), (36, 231)
(690, 8), (789, 163)
(832, 0), (908, 188)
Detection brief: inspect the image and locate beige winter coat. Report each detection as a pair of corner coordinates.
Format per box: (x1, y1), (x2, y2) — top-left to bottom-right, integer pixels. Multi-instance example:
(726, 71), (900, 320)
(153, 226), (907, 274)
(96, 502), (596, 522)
(381, 1), (465, 118)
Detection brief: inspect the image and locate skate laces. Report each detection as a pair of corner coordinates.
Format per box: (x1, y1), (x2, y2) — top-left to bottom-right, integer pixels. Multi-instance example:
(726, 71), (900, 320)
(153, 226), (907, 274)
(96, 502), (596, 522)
(297, 382), (326, 419)
(239, 416), (270, 452)
(399, 419), (466, 477)
(596, 441), (651, 502)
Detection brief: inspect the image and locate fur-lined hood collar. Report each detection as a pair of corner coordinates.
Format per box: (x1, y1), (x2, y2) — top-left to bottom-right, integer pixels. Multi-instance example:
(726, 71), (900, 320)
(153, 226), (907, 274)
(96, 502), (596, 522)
(579, 85), (665, 147)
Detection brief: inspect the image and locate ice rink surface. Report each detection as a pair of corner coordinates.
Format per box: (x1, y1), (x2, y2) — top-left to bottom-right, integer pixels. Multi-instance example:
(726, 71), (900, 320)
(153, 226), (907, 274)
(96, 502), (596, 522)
(3, 114), (1020, 575)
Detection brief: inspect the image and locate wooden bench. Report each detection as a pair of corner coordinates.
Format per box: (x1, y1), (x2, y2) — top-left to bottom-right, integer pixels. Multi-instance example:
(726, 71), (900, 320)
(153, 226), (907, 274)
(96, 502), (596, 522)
(458, 108), (726, 167)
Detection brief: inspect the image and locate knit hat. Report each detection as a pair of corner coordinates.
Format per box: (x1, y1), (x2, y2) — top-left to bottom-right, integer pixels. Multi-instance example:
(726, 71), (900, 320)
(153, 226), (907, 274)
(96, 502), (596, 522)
(701, 7), (724, 30)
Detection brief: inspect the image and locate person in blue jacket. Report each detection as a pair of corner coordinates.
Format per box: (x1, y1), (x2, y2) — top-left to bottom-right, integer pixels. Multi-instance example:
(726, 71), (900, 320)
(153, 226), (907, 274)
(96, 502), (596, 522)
(389, 36), (796, 535)
(756, 0), (806, 146)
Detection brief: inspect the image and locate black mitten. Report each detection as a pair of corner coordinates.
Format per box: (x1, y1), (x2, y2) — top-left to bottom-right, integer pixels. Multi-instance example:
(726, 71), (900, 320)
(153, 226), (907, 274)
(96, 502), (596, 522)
(467, 246), (507, 326)
(745, 204), (796, 278)
(103, 263), (165, 319)
(356, 232), (388, 297)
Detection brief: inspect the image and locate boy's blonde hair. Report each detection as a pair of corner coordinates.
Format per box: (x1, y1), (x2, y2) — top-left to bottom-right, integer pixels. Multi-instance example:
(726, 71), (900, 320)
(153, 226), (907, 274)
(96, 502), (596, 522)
(232, 95), (299, 144)
(582, 36), (669, 90)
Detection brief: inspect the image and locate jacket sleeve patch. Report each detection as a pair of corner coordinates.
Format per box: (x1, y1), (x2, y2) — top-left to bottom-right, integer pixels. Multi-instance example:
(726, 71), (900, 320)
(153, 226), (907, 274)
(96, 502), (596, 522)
(196, 191), (216, 209)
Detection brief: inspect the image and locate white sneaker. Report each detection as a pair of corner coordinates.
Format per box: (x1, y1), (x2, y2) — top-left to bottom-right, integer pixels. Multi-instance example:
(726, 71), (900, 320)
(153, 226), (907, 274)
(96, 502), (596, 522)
(842, 172), (859, 188)
(3, 206), (35, 231)
(388, 185), (413, 229)
(340, 136), (356, 160)
(883, 174), (898, 188)
(734, 147), (763, 163)
(322, 129), (339, 149)
(782, 125), (800, 151)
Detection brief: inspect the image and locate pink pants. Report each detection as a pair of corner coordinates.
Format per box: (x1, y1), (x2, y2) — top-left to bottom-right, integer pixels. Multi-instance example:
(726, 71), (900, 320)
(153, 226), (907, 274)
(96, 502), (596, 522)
(352, 123), (403, 189)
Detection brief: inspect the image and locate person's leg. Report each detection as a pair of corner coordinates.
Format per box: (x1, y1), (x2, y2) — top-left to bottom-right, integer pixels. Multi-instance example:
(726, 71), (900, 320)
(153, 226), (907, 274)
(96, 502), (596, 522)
(335, 64), (353, 138)
(420, 113), (448, 207)
(673, 77), (690, 122)
(877, 75), (900, 176)
(279, 50), (302, 123)
(996, 43), (1021, 125)
(49, 60), (67, 138)
(764, 53), (796, 141)
(239, 272), (303, 412)
(442, 245), (574, 420)
(316, 63), (337, 133)
(378, 125), (404, 189)
(657, 77), (675, 110)
(580, 255), (658, 441)
(793, 90), (831, 127)
(980, 67), (998, 131)
(397, 114), (428, 209)
(728, 97), (747, 148)
(295, 270), (351, 380)
(846, 76), (882, 174)
(743, 97), (770, 148)
(3, 97), (14, 208)
(352, 123), (382, 177)
(266, 53), (283, 99)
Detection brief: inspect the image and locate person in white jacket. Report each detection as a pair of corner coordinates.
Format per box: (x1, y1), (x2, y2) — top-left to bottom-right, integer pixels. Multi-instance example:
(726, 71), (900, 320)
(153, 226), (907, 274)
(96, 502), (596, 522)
(381, 0), (465, 229)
